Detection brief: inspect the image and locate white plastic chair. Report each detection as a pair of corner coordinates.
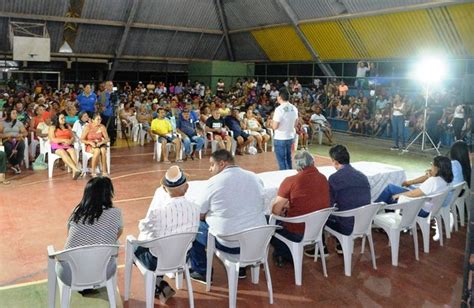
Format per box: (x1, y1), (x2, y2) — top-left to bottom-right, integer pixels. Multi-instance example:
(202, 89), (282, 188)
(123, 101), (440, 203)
(310, 123), (323, 145)
(81, 142), (111, 175)
(373, 198), (426, 266)
(30, 131), (39, 159)
(205, 130), (236, 155)
(124, 232), (197, 308)
(440, 182), (465, 238)
(453, 182), (470, 231)
(206, 225), (280, 308)
(415, 190), (450, 253)
(325, 203), (383, 277)
(152, 133), (182, 162)
(47, 140), (70, 178)
(47, 244), (119, 308)
(269, 208), (334, 285)
(23, 136), (29, 169)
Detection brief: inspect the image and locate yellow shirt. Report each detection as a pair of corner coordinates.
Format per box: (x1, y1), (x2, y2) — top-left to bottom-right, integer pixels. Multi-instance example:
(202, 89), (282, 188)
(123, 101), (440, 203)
(151, 118), (172, 136)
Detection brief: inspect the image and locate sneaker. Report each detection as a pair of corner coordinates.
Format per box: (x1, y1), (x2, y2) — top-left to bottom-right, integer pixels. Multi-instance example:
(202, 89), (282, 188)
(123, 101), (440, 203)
(390, 146), (400, 151)
(189, 270), (207, 284)
(335, 243), (343, 255)
(239, 267), (247, 279)
(304, 246), (329, 258)
(156, 280), (176, 304)
(273, 255), (286, 268)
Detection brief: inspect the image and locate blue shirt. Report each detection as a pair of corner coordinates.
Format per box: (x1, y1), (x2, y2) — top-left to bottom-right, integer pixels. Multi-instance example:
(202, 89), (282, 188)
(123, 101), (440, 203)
(77, 92), (97, 113)
(177, 118), (197, 137)
(99, 92), (113, 117)
(224, 116), (242, 135)
(443, 160), (464, 207)
(328, 164), (371, 235)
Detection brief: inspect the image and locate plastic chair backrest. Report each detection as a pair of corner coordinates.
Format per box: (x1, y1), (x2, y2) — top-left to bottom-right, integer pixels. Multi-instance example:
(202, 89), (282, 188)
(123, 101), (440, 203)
(218, 225), (278, 264)
(390, 197), (426, 229)
(54, 245), (119, 288)
(140, 232), (197, 272)
(300, 208), (334, 243)
(427, 190), (450, 216)
(447, 182), (466, 207)
(350, 203), (383, 235)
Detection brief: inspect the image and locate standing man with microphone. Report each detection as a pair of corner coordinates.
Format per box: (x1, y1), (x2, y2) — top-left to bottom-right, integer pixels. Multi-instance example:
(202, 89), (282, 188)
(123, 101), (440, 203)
(99, 81), (117, 146)
(272, 88), (298, 170)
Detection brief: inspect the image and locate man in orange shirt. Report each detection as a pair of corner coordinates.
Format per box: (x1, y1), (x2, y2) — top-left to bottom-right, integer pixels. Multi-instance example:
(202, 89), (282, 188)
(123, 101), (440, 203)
(270, 150), (330, 267)
(338, 80), (349, 97)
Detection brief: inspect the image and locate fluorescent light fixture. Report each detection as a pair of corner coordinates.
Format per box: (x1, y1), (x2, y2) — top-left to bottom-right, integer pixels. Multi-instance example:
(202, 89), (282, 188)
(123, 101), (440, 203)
(412, 56), (446, 84)
(59, 41), (73, 53)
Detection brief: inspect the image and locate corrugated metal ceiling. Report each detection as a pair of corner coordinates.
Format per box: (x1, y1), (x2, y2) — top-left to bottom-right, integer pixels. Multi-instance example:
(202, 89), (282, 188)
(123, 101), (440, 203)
(223, 0), (291, 30)
(340, 0), (435, 14)
(230, 32), (268, 61)
(0, 0), (68, 17)
(81, 0), (131, 22)
(73, 24), (121, 55)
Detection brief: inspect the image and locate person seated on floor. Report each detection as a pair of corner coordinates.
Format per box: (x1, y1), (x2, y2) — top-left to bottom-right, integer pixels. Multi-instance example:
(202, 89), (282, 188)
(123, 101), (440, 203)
(0, 150), (10, 184)
(0, 108), (28, 174)
(188, 149), (267, 283)
(136, 165), (200, 304)
(58, 176), (122, 295)
(323, 144), (371, 254)
(49, 113), (82, 179)
(310, 105), (333, 144)
(80, 113), (109, 177)
(224, 108), (254, 155)
(205, 108), (232, 152)
(270, 150), (329, 267)
(243, 108), (270, 153)
(177, 109), (204, 161)
(375, 155), (453, 218)
(151, 108), (182, 163)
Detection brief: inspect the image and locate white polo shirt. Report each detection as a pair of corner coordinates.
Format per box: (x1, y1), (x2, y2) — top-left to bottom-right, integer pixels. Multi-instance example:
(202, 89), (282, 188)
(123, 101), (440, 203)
(273, 102), (298, 140)
(198, 166), (267, 248)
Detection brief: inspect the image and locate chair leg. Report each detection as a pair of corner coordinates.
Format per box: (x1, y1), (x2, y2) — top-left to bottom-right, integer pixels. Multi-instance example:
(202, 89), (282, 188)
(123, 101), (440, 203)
(317, 241), (328, 277)
(176, 272), (183, 289)
(290, 245), (303, 286)
(452, 204), (459, 232)
(341, 237), (353, 277)
(105, 276), (117, 308)
(58, 280), (71, 308)
(367, 233), (377, 270)
(124, 243), (133, 301)
(412, 226), (419, 261)
(458, 199), (466, 227)
(47, 258), (57, 308)
(225, 264), (239, 308)
(361, 236), (366, 254)
(444, 210), (451, 239)
(264, 260), (274, 304)
(251, 265), (260, 284)
(185, 266), (195, 308)
(417, 218), (430, 253)
(144, 271), (156, 308)
(436, 217), (444, 246)
(388, 230), (400, 267)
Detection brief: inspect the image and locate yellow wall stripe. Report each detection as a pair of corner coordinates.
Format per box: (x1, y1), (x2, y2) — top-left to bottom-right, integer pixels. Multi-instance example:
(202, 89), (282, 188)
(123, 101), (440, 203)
(251, 26), (312, 61)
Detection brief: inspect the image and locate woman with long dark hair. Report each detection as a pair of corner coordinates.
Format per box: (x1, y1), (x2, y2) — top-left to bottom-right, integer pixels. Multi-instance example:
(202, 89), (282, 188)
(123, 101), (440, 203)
(57, 176), (123, 286)
(0, 108), (28, 173)
(450, 140), (471, 188)
(375, 155), (453, 217)
(80, 113), (109, 177)
(49, 113), (81, 179)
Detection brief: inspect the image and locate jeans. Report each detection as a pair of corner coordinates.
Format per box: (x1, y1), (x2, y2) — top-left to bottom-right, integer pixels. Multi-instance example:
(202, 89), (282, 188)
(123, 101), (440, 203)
(189, 221), (240, 275)
(375, 184), (409, 204)
(270, 227), (303, 261)
(182, 135), (205, 155)
(3, 139), (25, 166)
(392, 115), (405, 148)
(274, 139), (293, 170)
(101, 115), (116, 146)
(0, 151), (6, 173)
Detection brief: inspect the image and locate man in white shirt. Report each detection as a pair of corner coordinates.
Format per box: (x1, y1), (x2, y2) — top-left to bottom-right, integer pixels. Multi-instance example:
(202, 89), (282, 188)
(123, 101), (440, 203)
(310, 105), (333, 144)
(272, 88), (298, 170)
(188, 149), (267, 283)
(135, 166), (200, 303)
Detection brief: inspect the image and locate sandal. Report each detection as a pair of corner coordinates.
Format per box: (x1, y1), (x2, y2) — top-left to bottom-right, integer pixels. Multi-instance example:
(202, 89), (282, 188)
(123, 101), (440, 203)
(72, 170), (81, 180)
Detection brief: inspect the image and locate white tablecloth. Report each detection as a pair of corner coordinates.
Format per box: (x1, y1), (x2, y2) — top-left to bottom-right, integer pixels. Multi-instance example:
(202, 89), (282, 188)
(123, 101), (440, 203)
(153, 161), (406, 214)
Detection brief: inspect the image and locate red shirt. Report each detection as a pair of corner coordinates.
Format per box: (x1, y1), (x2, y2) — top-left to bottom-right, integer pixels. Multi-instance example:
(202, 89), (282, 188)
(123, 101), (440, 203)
(277, 166), (330, 234)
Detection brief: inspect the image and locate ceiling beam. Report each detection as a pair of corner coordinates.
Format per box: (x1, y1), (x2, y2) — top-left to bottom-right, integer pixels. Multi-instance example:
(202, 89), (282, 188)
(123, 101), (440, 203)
(214, 0), (234, 61)
(276, 0), (335, 76)
(107, 0), (139, 80)
(0, 11), (223, 35)
(212, 36), (225, 60)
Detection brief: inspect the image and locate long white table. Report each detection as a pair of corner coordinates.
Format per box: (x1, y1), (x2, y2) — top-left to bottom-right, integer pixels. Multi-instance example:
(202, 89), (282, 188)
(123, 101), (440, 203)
(150, 161), (406, 215)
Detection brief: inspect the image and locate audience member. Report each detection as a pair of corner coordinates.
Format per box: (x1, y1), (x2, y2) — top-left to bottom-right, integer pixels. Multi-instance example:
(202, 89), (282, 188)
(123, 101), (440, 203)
(224, 108), (254, 155)
(151, 108), (182, 163)
(58, 177), (122, 290)
(391, 94), (406, 150)
(270, 150), (330, 266)
(0, 150), (10, 184)
(189, 150), (266, 283)
(310, 106), (333, 144)
(273, 88), (298, 170)
(0, 109), (28, 174)
(243, 108), (270, 153)
(205, 109), (232, 152)
(80, 113), (109, 177)
(77, 84), (97, 115)
(136, 166), (199, 303)
(325, 145), (371, 253)
(177, 109), (204, 160)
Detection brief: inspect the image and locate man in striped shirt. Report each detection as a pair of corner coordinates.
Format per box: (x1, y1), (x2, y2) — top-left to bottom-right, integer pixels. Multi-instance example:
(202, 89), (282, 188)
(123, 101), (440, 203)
(135, 166), (200, 304)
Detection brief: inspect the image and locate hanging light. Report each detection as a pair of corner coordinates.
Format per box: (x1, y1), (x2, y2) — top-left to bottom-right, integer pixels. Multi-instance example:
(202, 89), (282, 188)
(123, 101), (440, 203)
(59, 41), (73, 53)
